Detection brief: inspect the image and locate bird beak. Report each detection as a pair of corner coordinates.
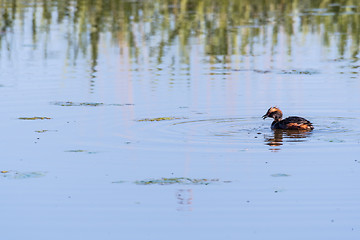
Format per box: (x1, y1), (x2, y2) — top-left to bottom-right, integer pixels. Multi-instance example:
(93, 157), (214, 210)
(262, 115), (267, 119)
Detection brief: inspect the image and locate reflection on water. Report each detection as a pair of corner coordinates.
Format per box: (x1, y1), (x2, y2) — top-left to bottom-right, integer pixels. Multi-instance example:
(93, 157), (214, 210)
(264, 129), (312, 151)
(176, 189), (193, 212)
(1, 1), (360, 239)
(1, 0), (360, 66)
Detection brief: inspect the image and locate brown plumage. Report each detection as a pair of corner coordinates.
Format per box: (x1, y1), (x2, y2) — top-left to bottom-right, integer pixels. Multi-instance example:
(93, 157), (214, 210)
(262, 107), (314, 130)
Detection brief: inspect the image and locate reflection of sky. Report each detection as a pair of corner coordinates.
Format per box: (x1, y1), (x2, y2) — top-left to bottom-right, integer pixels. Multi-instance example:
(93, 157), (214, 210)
(0, 3), (359, 151)
(1, 4), (359, 149)
(1, 6), (358, 119)
(0, 2), (360, 240)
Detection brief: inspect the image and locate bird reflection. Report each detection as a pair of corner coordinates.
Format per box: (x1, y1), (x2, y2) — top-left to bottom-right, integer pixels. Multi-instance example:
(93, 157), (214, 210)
(264, 129), (312, 151)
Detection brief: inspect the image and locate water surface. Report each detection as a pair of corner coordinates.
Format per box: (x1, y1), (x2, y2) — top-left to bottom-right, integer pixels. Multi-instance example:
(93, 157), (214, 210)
(0, 1), (360, 239)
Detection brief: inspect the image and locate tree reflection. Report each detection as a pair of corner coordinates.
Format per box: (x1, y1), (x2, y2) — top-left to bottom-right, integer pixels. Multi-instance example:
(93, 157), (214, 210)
(0, 0), (359, 63)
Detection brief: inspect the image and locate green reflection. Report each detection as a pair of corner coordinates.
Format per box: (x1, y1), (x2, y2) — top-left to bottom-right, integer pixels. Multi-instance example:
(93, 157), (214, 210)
(0, 0), (359, 63)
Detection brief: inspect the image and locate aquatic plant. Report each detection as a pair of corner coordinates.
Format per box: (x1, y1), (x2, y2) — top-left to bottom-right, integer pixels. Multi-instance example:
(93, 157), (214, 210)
(35, 130), (49, 133)
(35, 130), (58, 133)
(137, 117), (184, 122)
(271, 173), (291, 177)
(280, 69), (320, 75)
(134, 177), (224, 185)
(51, 101), (134, 107)
(65, 150), (98, 154)
(52, 101), (104, 107)
(0, 170), (46, 179)
(64, 149), (87, 152)
(18, 117), (52, 120)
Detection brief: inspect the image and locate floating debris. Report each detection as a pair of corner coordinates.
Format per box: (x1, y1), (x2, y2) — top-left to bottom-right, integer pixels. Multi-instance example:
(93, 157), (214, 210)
(253, 69), (271, 74)
(271, 173), (291, 177)
(231, 68), (271, 74)
(273, 188), (286, 193)
(53, 101), (104, 107)
(327, 139), (345, 143)
(18, 117), (52, 120)
(51, 101), (134, 107)
(0, 170), (46, 179)
(280, 69), (319, 75)
(35, 130), (58, 133)
(112, 180), (126, 184)
(134, 177), (227, 185)
(65, 150), (98, 154)
(35, 130), (48, 133)
(65, 150), (87, 152)
(137, 117), (185, 122)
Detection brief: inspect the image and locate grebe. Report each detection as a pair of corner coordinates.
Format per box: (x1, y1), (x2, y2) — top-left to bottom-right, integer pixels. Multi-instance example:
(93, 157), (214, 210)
(262, 107), (314, 130)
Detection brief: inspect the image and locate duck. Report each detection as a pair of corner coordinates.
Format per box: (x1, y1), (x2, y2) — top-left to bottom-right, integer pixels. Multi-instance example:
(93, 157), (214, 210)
(262, 107), (314, 130)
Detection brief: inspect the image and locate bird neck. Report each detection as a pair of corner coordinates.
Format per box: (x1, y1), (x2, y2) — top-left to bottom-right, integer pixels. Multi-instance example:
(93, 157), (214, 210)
(273, 117), (282, 122)
(271, 121), (277, 129)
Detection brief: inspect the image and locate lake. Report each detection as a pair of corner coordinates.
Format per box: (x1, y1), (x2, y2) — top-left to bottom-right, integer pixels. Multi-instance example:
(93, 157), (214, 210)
(0, 0), (360, 239)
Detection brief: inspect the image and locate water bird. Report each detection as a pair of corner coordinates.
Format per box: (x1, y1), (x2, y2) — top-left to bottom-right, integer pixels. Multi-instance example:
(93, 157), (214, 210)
(262, 107), (314, 130)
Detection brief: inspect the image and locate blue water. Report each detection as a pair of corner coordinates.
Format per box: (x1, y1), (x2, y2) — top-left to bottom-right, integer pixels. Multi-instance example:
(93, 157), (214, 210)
(0, 1), (360, 239)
